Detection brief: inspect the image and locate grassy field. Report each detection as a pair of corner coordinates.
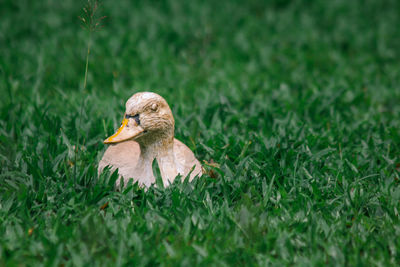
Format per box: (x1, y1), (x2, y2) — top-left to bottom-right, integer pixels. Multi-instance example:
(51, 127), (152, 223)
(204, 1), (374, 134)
(1, 0), (400, 265)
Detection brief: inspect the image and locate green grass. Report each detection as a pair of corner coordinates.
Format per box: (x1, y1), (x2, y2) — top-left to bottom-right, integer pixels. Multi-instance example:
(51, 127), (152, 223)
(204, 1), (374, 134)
(1, 0), (400, 265)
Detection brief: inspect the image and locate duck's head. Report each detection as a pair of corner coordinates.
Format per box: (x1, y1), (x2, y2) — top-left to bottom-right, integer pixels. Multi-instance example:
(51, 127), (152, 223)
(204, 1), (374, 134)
(104, 92), (175, 145)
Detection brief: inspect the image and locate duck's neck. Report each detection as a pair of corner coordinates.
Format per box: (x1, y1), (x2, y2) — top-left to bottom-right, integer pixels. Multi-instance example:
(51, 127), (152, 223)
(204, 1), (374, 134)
(136, 135), (177, 187)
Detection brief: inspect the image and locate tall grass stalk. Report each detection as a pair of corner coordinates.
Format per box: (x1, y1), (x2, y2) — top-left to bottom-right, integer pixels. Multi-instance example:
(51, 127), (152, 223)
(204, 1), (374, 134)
(83, 32), (91, 92)
(74, 0), (105, 184)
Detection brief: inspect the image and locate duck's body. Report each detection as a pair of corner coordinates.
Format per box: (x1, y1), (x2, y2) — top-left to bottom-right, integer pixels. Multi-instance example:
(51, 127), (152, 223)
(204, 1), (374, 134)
(98, 92), (202, 187)
(99, 138), (201, 187)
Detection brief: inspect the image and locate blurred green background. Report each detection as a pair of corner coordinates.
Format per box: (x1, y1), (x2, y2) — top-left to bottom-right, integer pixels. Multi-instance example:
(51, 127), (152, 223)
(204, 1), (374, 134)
(1, 0), (400, 265)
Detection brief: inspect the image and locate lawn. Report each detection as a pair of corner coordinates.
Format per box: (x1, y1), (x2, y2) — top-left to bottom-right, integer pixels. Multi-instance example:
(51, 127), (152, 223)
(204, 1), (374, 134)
(1, 0), (400, 265)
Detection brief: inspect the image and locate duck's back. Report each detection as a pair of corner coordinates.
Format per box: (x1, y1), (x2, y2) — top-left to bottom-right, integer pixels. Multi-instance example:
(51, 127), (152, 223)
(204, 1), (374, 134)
(98, 139), (202, 184)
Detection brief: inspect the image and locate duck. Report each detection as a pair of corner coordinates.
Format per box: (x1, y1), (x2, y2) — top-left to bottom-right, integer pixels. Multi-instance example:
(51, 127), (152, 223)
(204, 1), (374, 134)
(98, 92), (202, 187)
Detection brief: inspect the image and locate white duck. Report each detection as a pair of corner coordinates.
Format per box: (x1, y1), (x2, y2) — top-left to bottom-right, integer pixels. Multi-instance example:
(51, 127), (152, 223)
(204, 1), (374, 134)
(98, 92), (202, 187)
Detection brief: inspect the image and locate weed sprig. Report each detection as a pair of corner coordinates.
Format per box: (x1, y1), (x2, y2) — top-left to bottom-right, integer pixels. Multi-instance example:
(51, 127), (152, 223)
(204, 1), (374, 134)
(74, 0), (105, 183)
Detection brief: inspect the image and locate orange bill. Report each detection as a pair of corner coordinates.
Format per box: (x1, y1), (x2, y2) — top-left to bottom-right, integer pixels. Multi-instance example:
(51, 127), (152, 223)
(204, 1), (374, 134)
(104, 118), (144, 144)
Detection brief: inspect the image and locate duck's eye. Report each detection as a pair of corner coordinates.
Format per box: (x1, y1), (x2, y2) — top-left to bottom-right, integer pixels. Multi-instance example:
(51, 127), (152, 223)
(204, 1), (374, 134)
(150, 103), (158, 111)
(125, 114), (140, 125)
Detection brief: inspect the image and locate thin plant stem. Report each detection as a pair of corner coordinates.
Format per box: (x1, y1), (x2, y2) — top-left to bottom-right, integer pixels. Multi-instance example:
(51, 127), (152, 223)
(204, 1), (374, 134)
(74, 0), (104, 185)
(74, 32), (92, 185)
(83, 32), (91, 91)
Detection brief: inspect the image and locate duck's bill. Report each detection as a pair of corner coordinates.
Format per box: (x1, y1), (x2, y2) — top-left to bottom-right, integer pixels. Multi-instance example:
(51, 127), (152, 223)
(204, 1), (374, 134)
(103, 118), (145, 144)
